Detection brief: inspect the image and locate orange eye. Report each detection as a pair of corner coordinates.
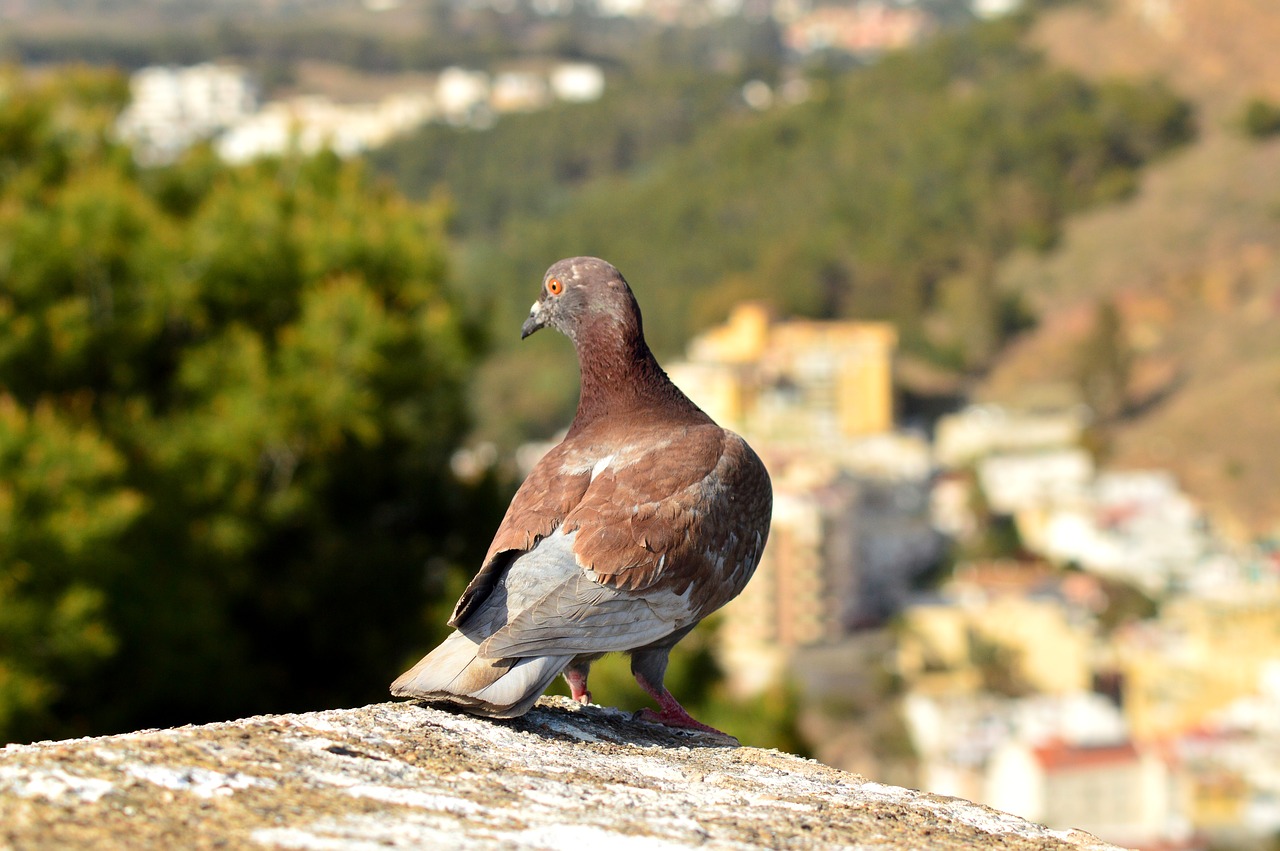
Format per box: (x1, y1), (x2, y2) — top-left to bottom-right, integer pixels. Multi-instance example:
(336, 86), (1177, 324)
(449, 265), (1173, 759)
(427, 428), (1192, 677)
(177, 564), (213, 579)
(547, 277), (564, 296)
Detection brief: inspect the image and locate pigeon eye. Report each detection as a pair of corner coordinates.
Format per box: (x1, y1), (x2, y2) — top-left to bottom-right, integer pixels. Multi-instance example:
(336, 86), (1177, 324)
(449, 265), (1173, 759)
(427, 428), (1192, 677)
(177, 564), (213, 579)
(547, 278), (564, 296)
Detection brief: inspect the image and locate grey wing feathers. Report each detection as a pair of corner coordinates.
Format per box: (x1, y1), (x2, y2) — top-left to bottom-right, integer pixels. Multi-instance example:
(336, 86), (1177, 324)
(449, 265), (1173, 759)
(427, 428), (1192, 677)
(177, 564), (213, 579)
(479, 570), (691, 658)
(469, 528), (693, 659)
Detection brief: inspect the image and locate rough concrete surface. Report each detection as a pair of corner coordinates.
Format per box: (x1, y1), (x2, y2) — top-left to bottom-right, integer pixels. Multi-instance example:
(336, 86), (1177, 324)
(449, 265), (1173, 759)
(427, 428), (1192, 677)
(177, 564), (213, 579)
(0, 697), (1126, 850)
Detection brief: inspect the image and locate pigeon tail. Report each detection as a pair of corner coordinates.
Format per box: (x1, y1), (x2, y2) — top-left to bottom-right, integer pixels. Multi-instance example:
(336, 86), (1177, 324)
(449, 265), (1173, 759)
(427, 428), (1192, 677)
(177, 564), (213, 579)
(390, 631), (572, 719)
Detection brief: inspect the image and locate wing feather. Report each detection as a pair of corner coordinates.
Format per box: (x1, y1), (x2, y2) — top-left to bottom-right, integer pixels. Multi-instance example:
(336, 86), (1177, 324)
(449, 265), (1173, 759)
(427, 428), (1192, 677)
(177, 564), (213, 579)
(479, 570), (690, 658)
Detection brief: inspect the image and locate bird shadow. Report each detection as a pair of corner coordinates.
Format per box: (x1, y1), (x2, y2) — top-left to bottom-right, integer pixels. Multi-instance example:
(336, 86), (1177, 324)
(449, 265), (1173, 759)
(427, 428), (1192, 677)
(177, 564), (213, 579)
(429, 696), (740, 750)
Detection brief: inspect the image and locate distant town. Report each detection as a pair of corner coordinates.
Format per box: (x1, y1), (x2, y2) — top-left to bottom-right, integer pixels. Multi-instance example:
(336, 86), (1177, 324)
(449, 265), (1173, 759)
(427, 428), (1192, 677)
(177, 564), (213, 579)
(115, 60), (607, 164)
(111, 0), (1022, 164)
(655, 304), (1275, 849)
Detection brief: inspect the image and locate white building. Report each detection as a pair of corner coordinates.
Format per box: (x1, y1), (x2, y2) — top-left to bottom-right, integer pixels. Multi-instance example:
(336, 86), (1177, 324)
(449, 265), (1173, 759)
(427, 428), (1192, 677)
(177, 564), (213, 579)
(985, 737), (1182, 848)
(935, 404), (1087, 469)
(436, 67), (491, 125)
(116, 64), (258, 164)
(491, 72), (550, 113)
(216, 93), (437, 163)
(977, 448), (1094, 516)
(119, 61), (605, 166)
(971, 0), (1022, 19)
(904, 691), (1133, 809)
(549, 63), (606, 103)
(905, 690), (1185, 847)
(1034, 470), (1219, 594)
(594, 0), (646, 16)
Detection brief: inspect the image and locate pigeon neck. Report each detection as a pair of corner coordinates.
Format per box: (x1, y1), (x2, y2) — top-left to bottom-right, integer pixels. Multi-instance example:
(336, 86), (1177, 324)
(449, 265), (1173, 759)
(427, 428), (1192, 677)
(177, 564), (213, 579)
(569, 319), (706, 433)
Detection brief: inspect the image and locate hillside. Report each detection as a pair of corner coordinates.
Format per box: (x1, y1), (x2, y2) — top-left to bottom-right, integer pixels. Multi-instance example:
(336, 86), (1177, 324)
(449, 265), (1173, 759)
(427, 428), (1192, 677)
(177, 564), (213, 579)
(978, 0), (1280, 538)
(435, 19), (1193, 448)
(1032, 0), (1280, 116)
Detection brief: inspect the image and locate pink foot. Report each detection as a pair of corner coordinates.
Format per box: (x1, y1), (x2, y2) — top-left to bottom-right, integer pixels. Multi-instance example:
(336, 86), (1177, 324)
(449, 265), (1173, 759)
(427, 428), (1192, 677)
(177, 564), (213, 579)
(633, 674), (738, 741)
(635, 707), (726, 736)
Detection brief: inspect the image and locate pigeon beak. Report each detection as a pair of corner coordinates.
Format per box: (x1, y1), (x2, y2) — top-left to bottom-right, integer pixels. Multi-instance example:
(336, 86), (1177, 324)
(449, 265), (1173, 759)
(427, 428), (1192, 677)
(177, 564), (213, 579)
(521, 301), (546, 340)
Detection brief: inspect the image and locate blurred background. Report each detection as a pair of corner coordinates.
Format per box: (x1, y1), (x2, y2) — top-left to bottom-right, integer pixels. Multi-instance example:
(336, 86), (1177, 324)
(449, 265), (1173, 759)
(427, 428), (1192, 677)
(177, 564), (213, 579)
(1, 0), (1279, 847)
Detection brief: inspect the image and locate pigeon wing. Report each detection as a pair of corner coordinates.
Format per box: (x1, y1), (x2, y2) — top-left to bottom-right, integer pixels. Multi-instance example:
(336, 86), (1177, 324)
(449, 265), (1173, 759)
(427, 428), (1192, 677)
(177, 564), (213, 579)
(479, 425), (771, 659)
(572, 426), (770, 608)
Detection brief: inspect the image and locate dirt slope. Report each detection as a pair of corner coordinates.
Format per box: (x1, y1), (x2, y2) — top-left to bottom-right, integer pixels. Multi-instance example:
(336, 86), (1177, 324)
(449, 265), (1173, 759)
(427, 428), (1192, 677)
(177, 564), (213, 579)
(979, 0), (1280, 539)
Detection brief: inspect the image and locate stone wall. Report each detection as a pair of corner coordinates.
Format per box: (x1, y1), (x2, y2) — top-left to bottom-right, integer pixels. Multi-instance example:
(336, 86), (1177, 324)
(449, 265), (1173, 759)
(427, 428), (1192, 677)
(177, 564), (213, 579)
(0, 697), (1126, 849)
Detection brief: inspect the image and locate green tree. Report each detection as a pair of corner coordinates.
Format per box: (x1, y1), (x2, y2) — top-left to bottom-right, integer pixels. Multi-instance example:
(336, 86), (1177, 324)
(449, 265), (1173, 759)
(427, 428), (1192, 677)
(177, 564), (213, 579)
(0, 68), (497, 743)
(1075, 299), (1132, 424)
(1242, 97), (1280, 139)
(0, 398), (138, 736)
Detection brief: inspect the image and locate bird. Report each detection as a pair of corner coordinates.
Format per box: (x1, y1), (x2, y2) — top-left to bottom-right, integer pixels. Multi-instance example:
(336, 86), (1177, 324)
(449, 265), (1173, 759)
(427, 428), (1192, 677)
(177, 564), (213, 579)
(391, 256), (771, 736)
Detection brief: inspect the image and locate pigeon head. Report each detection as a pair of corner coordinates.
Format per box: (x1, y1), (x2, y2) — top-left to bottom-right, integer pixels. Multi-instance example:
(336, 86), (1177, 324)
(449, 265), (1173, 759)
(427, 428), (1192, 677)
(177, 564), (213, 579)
(521, 257), (642, 345)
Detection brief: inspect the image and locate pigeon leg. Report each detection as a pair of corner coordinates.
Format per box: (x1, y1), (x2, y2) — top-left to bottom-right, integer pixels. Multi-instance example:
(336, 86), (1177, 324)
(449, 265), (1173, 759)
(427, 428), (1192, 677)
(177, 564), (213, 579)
(563, 661), (593, 704)
(630, 644), (733, 738)
(633, 675), (725, 734)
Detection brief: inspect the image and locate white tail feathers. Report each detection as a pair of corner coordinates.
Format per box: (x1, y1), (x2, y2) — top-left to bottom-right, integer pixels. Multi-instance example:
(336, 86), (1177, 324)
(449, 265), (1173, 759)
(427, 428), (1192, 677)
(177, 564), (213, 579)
(390, 630), (572, 719)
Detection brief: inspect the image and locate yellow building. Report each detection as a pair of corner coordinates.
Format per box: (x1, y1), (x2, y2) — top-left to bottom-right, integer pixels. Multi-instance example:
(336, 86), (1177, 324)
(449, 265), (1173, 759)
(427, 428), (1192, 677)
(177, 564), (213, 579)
(897, 563), (1097, 696)
(718, 450), (944, 694)
(1116, 592), (1280, 739)
(718, 455), (858, 694)
(690, 303), (907, 695)
(668, 303), (897, 444)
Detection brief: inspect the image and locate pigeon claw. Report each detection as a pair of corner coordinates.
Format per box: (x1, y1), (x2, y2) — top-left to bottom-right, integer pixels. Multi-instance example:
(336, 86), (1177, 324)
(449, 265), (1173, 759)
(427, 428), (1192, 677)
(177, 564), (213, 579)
(629, 672), (739, 740)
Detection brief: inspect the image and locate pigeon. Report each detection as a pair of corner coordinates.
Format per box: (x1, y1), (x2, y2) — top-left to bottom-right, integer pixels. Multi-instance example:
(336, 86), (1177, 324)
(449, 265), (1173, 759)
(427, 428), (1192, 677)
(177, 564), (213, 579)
(391, 256), (771, 735)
